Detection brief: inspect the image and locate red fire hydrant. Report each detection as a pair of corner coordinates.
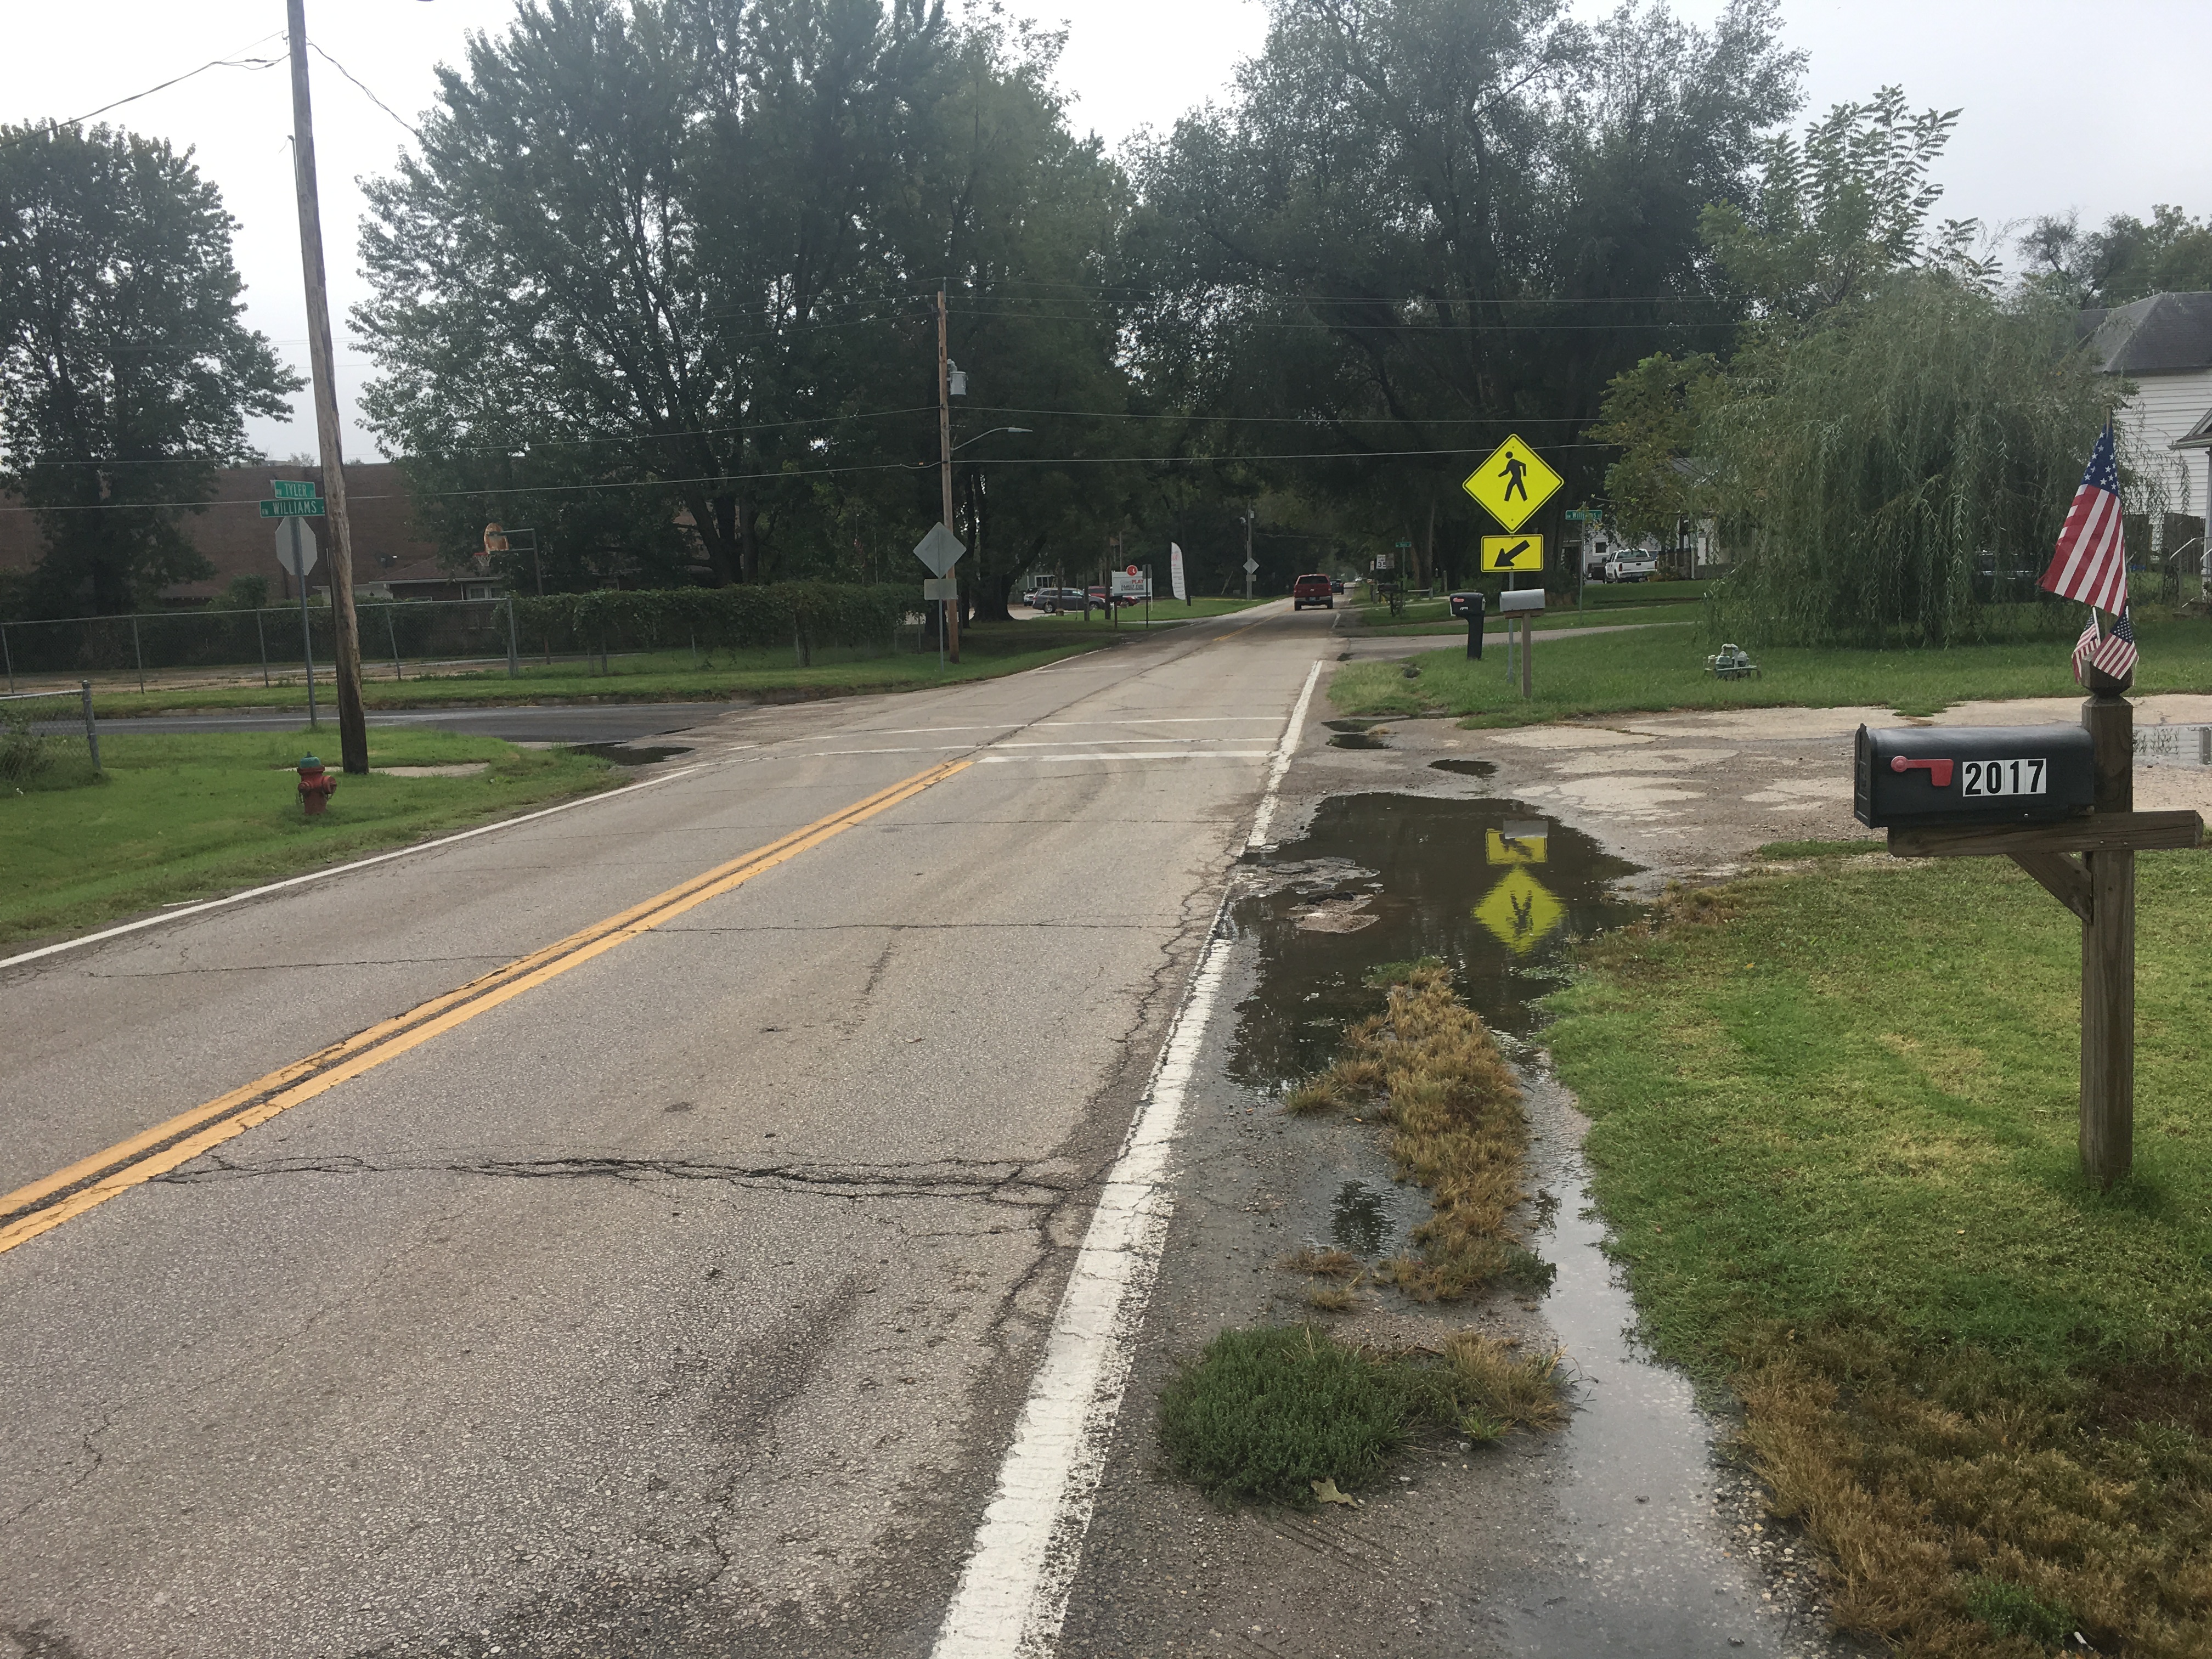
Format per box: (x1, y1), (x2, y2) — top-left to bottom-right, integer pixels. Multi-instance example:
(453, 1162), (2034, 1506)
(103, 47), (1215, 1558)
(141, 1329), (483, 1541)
(296, 755), (338, 817)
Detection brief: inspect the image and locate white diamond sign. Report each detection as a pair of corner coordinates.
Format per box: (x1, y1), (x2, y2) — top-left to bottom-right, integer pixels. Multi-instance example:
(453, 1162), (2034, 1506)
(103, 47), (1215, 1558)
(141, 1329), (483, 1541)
(913, 522), (966, 577)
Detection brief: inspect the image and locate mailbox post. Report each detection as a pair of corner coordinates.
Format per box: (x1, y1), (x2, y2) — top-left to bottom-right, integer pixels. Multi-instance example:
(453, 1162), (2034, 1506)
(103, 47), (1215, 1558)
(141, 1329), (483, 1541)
(1855, 691), (2202, 1187)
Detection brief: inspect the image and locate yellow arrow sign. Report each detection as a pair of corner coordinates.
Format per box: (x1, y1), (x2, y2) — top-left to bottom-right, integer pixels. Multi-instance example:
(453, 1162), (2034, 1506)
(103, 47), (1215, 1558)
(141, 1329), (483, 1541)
(1480, 534), (1544, 574)
(1485, 823), (1549, 866)
(1473, 867), (1565, 955)
(1463, 435), (1562, 533)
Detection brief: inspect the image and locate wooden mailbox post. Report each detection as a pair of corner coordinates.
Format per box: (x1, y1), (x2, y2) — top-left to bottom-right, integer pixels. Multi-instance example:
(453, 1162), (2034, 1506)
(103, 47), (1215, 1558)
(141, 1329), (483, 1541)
(1865, 691), (2203, 1188)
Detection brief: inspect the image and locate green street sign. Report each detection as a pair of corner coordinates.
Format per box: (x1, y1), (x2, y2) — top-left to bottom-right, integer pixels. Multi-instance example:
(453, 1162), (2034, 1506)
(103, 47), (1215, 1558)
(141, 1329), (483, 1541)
(1564, 509), (1602, 522)
(270, 479), (317, 499)
(258, 497), (326, 518)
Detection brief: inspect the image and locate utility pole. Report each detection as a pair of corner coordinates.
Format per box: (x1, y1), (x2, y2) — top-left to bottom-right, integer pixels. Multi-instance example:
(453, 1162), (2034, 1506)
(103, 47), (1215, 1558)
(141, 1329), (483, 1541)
(937, 290), (960, 664)
(286, 0), (367, 774)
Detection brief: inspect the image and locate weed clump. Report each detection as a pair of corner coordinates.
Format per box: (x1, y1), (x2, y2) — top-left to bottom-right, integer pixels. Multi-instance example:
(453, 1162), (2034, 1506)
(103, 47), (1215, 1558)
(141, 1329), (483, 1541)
(1290, 964), (1529, 1300)
(1159, 1324), (1570, 1508)
(1159, 1325), (1410, 1506)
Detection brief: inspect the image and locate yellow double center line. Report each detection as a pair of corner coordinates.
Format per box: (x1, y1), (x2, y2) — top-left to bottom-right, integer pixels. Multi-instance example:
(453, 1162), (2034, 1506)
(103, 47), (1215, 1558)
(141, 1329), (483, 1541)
(0, 759), (971, 1258)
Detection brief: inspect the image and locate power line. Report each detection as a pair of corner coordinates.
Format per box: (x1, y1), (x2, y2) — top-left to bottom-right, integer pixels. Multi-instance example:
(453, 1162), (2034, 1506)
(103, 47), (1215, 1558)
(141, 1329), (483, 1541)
(307, 41), (420, 140)
(32, 32), (287, 130)
(3, 442), (1613, 514)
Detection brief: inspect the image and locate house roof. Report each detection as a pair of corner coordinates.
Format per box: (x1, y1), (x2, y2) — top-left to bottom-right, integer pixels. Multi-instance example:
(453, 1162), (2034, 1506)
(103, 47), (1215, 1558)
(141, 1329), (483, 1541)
(2078, 292), (2212, 376)
(2175, 404), (2212, 452)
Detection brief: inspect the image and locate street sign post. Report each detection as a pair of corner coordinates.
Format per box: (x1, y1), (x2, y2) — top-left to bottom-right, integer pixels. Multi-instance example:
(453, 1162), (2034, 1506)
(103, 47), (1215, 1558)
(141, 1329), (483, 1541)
(913, 522), (966, 668)
(274, 518), (320, 728)
(1463, 435), (1562, 533)
(1480, 534), (1543, 574)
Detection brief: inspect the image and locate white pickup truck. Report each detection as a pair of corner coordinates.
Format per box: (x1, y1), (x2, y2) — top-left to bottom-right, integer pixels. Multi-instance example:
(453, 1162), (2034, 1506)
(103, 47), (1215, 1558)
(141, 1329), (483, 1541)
(1588, 551), (1659, 583)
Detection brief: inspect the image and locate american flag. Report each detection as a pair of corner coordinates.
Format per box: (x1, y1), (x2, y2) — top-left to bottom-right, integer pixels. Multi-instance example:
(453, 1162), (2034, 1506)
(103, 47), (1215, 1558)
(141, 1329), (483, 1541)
(2089, 607), (2137, 684)
(2040, 424), (2130, 615)
(2072, 614), (2100, 686)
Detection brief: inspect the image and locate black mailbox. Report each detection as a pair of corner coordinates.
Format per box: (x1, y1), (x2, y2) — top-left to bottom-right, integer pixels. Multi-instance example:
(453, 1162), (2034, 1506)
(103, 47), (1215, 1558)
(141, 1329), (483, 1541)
(1854, 724), (2096, 829)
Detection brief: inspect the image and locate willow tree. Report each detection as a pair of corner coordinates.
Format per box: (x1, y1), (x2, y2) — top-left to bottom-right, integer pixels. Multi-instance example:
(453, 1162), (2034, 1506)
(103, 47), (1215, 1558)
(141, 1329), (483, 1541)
(1703, 277), (2120, 646)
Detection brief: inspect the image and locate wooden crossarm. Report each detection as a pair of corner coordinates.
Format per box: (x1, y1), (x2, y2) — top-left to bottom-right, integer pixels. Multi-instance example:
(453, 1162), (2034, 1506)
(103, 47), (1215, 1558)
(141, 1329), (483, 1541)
(2007, 851), (2092, 922)
(1888, 811), (2206, 860)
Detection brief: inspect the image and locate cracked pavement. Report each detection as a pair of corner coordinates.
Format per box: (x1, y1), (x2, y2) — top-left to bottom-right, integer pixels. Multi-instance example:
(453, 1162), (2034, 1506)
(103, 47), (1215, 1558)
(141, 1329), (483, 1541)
(0, 602), (1327, 1658)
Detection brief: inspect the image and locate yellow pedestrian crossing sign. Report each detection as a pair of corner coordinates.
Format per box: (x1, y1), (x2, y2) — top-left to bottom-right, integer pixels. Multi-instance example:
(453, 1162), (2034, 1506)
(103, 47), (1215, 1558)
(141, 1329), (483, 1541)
(1485, 822), (1549, 865)
(1463, 435), (1562, 533)
(1473, 867), (1565, 955)
(1480, 534), (1543, 574)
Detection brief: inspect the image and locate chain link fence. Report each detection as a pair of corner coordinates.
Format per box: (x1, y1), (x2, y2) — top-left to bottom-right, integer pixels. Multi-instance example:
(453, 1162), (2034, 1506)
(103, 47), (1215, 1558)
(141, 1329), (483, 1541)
(0, 599), (524, 697)
(1, 682), (100, 788)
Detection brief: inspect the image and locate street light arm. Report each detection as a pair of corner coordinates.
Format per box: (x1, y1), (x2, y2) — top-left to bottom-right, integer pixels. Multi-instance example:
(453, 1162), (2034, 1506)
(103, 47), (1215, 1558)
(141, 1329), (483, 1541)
(949, 426), (1032, 454)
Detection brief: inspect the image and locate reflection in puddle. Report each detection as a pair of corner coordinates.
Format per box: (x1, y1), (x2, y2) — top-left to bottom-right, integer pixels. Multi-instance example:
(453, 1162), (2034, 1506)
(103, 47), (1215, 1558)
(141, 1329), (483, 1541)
(1228, 793), (1640, 1090)
(572, 742), (692, 766)
(1329, 1181), (1390, 1254)
(1428, 757), (1499, 777)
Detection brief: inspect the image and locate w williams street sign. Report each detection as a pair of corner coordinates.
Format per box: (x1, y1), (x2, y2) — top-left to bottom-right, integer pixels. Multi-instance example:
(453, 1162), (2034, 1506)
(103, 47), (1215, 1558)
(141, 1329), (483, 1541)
(1462, 435), (1561, 534)
(259, 496), (326, 519)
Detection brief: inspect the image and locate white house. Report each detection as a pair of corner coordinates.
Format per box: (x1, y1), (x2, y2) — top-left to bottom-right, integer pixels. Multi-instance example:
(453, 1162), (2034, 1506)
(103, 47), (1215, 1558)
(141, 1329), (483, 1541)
(2079, 292), (2212, 573)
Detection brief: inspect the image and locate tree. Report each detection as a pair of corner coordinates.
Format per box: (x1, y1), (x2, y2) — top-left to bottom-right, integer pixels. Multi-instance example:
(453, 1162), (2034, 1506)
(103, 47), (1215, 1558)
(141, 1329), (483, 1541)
(1699, 278), (2117, 646)
(1699, 87), (1996, 323)
(2018, 204), (2212, 307)
(355, 0), (1133, 601)
(0, 123), (299, 616)
(1587, 351), (1723, 541)
(1119, 0), (1801, 584)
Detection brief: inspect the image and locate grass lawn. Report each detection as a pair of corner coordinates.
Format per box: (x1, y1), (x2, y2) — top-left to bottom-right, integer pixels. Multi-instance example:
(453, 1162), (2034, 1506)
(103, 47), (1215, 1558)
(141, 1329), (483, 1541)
(79, 620), (1124, 719)
(0, 729), (613, 950)
(1546, 853), (2212, 1654)
(1330, 614), (2212, 725)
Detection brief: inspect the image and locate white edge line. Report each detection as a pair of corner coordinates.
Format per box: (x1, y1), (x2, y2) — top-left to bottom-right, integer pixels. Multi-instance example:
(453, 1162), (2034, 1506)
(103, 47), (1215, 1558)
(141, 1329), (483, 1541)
(929, 654), (1320, 1659)
(1245, 656), (1325, 850)
(931, 893), (1235, 1659)
(0, 765), (705, 973)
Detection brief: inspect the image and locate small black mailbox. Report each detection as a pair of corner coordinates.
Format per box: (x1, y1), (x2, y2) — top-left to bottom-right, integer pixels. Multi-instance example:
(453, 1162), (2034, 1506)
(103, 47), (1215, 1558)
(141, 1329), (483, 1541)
(1854, 724), (2096, 829)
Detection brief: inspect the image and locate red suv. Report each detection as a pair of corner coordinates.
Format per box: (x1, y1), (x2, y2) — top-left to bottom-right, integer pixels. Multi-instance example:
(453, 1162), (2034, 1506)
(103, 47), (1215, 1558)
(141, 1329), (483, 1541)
(1291, 573), (1334, 610)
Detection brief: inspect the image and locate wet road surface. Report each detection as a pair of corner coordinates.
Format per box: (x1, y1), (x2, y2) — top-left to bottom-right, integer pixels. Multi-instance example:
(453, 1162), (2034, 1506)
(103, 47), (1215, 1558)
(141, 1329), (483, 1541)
(6, 602), (1854, 1658)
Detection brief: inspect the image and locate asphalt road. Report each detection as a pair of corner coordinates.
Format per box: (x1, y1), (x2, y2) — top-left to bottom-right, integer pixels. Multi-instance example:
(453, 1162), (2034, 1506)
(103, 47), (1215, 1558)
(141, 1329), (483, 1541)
(100, 703), (733, 744)
(0, 599), (1323, 1658)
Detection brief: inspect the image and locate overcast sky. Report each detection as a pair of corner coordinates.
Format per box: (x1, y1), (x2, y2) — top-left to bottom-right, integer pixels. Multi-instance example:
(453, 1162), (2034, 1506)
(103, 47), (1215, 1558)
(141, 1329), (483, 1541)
(3, 0), (2207, 460)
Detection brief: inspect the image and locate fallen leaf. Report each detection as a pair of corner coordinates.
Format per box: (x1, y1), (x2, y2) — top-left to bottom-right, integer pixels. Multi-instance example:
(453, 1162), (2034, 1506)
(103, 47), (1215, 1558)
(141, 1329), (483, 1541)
(1311, 1478), (1359, 1508)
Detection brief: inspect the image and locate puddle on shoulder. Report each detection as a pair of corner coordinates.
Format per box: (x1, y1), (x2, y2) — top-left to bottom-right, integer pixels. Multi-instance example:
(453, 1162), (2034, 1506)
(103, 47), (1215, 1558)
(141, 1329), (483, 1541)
(1429, 757), (1498, 777)
(572, 742), (692, 766)
(1227, 792), (1640, 1090)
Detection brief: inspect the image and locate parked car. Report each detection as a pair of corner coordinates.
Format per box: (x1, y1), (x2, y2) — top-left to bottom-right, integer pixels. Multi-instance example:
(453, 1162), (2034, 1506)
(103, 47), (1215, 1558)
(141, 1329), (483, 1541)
(1291, 573), (1335, 610)
(1590, 551), (1659, 583)
(1330, 578), (1346, 594)
(1032, 586), (1088, 612)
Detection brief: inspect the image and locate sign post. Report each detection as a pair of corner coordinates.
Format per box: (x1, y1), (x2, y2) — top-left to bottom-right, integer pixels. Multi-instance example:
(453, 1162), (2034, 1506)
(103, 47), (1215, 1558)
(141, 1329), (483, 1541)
(1857, 692), (2203, 1186)
(274, 518), (320, 728)
(913, 523), (965, 670)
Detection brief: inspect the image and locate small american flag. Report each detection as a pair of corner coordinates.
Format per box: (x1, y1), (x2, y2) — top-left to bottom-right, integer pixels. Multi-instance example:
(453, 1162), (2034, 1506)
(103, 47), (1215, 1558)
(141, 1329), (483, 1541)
(2041, 424), (2130, 615)
(2072, 615), (2101, 686)
(2089, 607), (2137, 684)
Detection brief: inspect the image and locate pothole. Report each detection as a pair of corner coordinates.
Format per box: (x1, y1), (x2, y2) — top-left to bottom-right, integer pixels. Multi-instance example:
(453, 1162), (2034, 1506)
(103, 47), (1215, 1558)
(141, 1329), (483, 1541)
(1428, 757), (1498, 777)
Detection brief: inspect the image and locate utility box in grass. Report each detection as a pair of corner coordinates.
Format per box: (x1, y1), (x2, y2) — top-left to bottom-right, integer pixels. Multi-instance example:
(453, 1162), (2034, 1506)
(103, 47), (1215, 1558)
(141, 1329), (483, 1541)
(1854, 724), (2096, 829)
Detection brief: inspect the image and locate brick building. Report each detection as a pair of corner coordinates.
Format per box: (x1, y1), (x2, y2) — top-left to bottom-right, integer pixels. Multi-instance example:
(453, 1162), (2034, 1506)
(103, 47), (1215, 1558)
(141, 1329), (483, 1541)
(0, 462), (495, 614)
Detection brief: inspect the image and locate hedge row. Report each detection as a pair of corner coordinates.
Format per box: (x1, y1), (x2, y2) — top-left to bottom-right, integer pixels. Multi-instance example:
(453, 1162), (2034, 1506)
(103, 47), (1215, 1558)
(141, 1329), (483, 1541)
(512, 583), (913, 650)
